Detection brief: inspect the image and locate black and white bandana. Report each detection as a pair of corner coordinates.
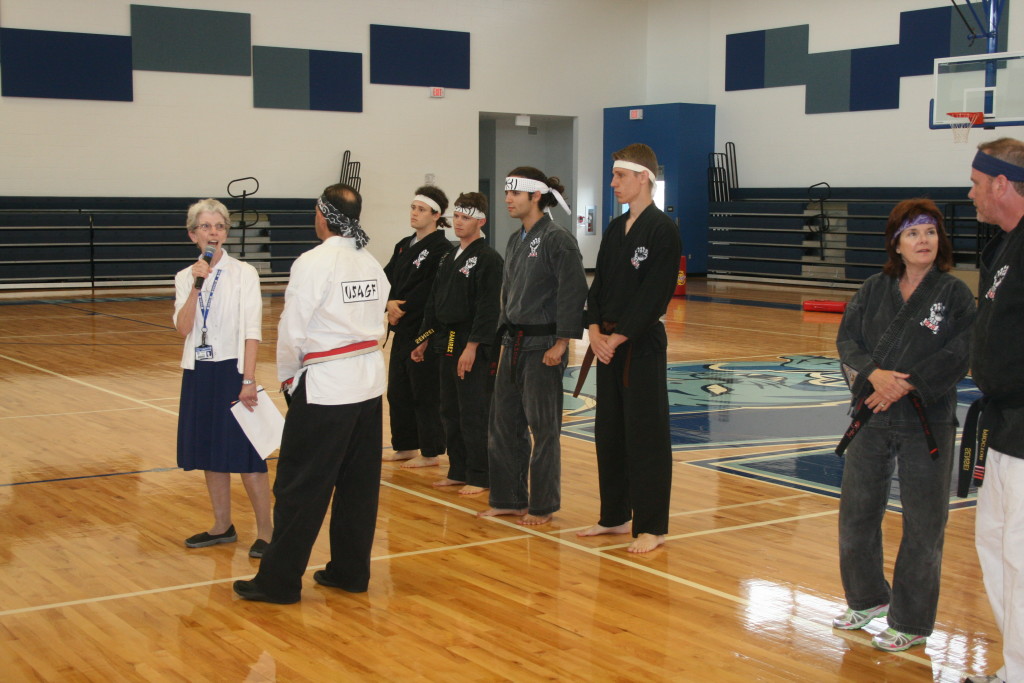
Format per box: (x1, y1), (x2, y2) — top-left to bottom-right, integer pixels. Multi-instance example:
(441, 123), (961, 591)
(317, 196), (370, 250)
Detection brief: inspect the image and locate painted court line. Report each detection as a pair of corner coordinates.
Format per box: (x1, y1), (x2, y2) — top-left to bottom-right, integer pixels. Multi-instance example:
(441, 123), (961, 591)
(599, 508), (840, 550)
(557, 493), (813, 533)
(0, 406), (149, 421)
(0, 352), (178, 417)
(0, 535), (529, 618)
(379, 482), (933, 670)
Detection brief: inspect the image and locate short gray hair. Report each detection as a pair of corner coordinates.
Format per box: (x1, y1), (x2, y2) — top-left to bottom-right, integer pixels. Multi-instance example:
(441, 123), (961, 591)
(186, 198), (231, 232)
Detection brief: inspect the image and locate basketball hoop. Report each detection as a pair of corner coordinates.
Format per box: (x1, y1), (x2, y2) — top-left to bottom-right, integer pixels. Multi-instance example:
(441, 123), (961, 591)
(947, 112), (984, 144)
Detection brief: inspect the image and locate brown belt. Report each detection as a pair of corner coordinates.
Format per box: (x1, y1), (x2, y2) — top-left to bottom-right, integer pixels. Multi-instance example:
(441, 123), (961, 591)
(573, 321), (630, 397)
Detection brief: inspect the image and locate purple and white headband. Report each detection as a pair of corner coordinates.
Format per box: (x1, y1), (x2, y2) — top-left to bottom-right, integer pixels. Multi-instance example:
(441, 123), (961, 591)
(893, 214), (936, 242)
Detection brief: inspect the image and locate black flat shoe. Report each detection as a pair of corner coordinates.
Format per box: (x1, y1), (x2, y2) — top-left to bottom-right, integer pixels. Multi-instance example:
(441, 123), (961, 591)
(232, 579), (299, 604)
(248, 539), (269, 558)
(313, 570), (367, 593)
(184, 525), (237, 548)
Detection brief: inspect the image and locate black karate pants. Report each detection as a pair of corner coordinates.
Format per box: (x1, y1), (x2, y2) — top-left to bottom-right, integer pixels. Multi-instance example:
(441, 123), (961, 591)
(388, 331), (445, 456)
(594, 346), (672, 536)
(253, 377), (383, 600)
(439, 343), (495, 488)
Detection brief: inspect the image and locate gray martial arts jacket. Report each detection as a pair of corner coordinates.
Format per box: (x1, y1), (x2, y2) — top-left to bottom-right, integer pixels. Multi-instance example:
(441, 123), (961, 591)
(836, 268), (976, 427)
(499, 215), (588, 351)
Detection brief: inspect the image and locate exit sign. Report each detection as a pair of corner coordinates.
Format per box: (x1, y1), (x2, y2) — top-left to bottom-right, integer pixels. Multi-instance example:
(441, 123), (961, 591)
(430, 87), (445, 98)
(629, 108), (643, 120)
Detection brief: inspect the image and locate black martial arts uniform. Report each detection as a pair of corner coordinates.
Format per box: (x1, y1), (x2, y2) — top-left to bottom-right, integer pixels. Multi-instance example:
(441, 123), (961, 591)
(384, 229), (453, 455)
(584, 203), (681, 537)
(418, 238), (503, 487)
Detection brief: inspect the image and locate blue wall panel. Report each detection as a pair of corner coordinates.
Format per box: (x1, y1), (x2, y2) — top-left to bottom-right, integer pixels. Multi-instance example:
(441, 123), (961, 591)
(0, 28), (132, 101)
(310, 50), (362, 112)
(725, 30), (766, 91)
(724, 3), (1009, 113)
(369, 24), (469, 88)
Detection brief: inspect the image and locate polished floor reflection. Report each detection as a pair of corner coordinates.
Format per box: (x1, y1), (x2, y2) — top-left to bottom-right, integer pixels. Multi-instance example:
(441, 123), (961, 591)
(0, 279), (1001, 681)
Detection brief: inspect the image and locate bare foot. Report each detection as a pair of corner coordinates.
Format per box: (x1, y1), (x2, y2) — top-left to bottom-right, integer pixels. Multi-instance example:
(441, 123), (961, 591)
(401, 456), (439, 469)
(477, 507), (527, 518)
(431, 478), (465, 488)
(382, 450), (416, 462)
(459, 485), (487, 495)
(627, 533), (665, 554)
(517, 514), (552, 526)
(576, 522), (631, 537)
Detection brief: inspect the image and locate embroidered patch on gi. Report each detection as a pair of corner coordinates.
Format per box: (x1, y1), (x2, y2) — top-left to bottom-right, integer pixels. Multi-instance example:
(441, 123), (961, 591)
(985, 265), (1009, 300)
(413, 249), (429, 268)
(528, 237), (541, 258)
(631, 246), (649, 269)
(459, 256), (478, 277)
(920, 302), (946, 334)
(342, 279), (379, 303)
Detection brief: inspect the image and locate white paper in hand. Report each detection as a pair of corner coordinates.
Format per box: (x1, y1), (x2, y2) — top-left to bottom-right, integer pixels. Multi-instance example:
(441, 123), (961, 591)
(230, 387), (285, 459)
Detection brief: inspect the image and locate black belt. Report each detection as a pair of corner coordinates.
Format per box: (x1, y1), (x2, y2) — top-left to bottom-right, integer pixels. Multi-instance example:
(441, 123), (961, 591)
(503, 322), (557, 375)
(956, 392), (1024, 497)
(835, 391), (938, 459)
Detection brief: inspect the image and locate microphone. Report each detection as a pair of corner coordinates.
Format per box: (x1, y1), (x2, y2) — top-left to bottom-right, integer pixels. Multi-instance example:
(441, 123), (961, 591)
(194, 247), (214, 290)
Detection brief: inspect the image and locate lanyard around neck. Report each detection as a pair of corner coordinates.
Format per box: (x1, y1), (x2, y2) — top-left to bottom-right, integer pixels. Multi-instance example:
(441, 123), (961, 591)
(198, 269), (223, 340)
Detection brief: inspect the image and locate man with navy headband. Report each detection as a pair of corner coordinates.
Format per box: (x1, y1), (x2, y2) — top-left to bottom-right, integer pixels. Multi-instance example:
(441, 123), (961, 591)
(478, 166), (587, 525)
(962, 137), (1024, 683)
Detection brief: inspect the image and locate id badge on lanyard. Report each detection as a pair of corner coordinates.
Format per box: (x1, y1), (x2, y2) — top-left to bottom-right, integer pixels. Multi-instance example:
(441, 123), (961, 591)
(195, 270), (223, 361)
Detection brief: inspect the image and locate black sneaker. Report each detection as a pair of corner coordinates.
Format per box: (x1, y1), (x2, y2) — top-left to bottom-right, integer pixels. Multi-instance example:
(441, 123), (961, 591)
(248, 539), (269, 558)
(184, 525), (237, 548)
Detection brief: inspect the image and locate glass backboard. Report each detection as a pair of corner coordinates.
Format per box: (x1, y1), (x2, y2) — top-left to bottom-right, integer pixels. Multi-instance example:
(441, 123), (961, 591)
(931, 50), (1024, 128)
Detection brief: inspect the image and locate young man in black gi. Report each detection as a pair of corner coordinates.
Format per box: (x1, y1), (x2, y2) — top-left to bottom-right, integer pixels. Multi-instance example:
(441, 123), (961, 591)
(382, 186), (454, 468)
(412, 192), (503, 495)
(478, 167), (587, 525)
(576, 143), (681, 553)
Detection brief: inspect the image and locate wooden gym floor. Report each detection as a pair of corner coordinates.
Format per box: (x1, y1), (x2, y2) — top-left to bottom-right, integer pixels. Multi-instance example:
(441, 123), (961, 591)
(0, 278), (1001, 682)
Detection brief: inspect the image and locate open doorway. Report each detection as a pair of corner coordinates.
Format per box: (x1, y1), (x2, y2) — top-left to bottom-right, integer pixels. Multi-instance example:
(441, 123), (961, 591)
(478, 112), (577, 257)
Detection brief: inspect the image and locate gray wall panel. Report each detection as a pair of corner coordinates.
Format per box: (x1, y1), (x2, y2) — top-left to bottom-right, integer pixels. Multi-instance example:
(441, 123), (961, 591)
(131, 5), (251, 75)
(253, 46), (310, 110)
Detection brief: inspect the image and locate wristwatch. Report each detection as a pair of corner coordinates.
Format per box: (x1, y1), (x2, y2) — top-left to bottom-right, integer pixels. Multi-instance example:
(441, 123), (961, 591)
(241, 379), (255, 385)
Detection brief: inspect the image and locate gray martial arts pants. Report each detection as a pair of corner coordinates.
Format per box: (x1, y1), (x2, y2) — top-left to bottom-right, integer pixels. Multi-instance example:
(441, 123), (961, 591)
(486, 346), (566, 516)
(838, 420), (955, 637)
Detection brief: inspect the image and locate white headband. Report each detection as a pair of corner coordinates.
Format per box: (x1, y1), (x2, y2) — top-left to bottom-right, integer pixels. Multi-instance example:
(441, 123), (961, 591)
(613, 160), (657, 184)
(504, 176), (571, 216)
(453, 205), (485, 220)
(413, 194), (441, 214)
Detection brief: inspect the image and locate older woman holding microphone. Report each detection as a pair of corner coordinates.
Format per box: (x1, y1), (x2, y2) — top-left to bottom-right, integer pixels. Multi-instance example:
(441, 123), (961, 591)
(173, 198), (271, 558)
(832, 198), (975, 652)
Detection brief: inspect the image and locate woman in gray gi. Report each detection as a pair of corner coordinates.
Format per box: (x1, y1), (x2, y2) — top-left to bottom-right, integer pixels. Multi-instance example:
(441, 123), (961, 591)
(833, 198), (975, 652)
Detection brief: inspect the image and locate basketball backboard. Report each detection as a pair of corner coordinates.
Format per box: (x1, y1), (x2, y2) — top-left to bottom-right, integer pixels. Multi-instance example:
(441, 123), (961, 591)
(931, 50), (1024, 129)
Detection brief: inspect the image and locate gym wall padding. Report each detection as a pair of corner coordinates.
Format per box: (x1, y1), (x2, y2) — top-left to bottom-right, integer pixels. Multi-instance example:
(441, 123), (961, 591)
(369, 24), (470, 88)
(724, 4), (1009, 114)
(130, 4), (251, 76)
(0, 28), (133, 101)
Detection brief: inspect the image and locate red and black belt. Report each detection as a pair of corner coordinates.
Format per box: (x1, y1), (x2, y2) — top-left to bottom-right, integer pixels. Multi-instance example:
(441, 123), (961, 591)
(835, 391), (938, 459)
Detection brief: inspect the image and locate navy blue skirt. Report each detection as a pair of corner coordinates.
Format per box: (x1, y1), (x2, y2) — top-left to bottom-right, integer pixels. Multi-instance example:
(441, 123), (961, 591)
(177, 359), (267, 473)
